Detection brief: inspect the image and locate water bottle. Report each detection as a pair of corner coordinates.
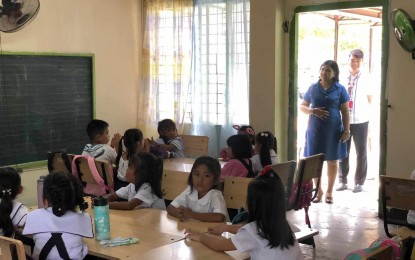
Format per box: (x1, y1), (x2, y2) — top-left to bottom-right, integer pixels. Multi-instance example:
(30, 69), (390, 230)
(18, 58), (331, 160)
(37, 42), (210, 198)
(37, 175), (47, 208)
(93, 197), (111, 240)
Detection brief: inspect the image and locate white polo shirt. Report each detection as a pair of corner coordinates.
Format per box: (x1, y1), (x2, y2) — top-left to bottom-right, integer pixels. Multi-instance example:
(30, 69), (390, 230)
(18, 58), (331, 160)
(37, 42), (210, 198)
(116, 183), (166, 210)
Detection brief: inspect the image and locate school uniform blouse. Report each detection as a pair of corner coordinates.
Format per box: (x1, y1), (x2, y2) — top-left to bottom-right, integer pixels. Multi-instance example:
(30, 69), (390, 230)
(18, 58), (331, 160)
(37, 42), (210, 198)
(82, 144), (117, 164)
(231, 222), (304, 260)
(0, 200), (28, 236)
(116, 182), (166, 210)
(170, 186), (229, 221)
(220, 158), (251, 180)
(23, 208), (93, 260)
(251, 150), (279, 174)
(116, 156), (129, 181)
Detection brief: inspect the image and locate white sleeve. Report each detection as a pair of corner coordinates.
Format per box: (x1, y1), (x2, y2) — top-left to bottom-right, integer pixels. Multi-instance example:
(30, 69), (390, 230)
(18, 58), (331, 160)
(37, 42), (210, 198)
(115, 185), (130, 199)
(231, 224), (256, 253)
(13, 204), (28, 227)
(170, 187), (190, 208)
(134, 184), (155, 206)
(211, 191), (228, 215)
(106, 145), (117, 164)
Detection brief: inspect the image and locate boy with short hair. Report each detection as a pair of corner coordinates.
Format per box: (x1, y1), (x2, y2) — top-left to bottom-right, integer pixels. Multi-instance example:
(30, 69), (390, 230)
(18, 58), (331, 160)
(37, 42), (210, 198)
(82, 119), (121, 164)
(152, 119), (184, 158)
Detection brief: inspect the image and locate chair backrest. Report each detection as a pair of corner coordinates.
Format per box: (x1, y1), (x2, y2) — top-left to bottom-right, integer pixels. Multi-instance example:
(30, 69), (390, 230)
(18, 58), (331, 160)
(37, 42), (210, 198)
(380, 175), (415, 237)
(296, 153), (324, 201)
(0, 235), (27, 260)
(47, 151), (74, 173)
(362, 245), (393, 260)
(223, 177), (253, 210)
(162, 170), (190, 201)
(272, 160), (296, 208)
(72, 156), (114, 196)
(181, 135), (209, 158)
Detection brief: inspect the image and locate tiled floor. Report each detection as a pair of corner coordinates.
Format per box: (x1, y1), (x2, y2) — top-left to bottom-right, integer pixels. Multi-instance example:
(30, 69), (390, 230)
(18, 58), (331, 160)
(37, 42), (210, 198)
(288, 177), (386, 259)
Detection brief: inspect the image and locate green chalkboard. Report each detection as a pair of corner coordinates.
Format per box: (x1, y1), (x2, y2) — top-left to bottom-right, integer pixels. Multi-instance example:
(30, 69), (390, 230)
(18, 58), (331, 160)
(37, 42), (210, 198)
(0, 54), (93, 166)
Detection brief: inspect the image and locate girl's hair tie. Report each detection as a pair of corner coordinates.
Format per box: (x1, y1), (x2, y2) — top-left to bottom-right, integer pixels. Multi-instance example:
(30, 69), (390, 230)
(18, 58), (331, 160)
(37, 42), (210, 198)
(260, 165), (273, 176)
(1, 189), (12, 196)
(260, 132), (268, 137)
(244, 127), (255, 136)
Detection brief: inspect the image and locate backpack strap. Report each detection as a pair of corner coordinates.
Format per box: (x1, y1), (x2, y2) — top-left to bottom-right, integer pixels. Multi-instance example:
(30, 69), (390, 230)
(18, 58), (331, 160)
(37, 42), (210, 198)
(47, 151), (72, 173)
(71, 155), (109, 195)
(237, 158), (255, 178)
(39, 233), (70, 260)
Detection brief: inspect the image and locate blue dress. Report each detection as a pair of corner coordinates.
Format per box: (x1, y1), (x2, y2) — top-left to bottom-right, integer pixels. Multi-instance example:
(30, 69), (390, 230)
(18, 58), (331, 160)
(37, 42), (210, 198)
(303, 81), (349, 161)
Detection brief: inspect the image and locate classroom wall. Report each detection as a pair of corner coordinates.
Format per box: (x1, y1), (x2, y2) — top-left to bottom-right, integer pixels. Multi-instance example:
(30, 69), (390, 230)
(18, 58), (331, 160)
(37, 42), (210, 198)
(276, 0), (415, 178)
(0, 0), (141, 137)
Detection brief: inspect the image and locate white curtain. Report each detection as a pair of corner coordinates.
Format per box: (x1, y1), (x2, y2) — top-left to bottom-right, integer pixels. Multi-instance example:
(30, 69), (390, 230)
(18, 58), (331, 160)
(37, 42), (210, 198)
(190, 0), (250, 157)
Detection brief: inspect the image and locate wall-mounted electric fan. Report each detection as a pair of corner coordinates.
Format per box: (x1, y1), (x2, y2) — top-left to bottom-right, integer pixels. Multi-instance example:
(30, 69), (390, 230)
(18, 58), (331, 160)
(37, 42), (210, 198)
(0, 0), (40, 33)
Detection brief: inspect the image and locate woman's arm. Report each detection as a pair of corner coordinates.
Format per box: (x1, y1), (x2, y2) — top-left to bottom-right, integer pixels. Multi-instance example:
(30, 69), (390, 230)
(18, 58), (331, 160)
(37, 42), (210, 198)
(300, 100), (328, 119)
(340, 102), (350, 142)
(108, 198), (142, 210)
(185, 228), (237, 251)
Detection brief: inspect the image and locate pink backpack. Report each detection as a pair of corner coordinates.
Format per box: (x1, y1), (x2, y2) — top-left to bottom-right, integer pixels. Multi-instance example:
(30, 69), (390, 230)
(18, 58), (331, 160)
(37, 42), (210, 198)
(71, 155), (114, 196)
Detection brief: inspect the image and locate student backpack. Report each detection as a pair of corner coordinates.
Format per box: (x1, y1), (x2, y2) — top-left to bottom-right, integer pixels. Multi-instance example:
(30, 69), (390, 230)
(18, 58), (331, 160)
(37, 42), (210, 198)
(71, 155), (113, 197)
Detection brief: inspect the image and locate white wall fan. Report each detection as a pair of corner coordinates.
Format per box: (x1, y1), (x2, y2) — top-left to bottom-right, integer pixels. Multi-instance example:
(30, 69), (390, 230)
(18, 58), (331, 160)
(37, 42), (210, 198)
(0, 0), (39, 33)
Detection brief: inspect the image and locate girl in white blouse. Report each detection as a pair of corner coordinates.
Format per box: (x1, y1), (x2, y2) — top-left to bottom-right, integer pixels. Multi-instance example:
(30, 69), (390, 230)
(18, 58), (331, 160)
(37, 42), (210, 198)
(106, 152), (165, 210)
(185, 166), (303, 260)
(251, 131), (278, 175)
(0, 167), (28, 237)
(167, 156), (228, 222)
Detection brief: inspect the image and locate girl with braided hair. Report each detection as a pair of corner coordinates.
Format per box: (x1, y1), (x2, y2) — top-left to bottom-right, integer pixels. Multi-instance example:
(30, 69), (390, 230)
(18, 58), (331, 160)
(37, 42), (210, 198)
(0, 167), (28, 237)
(23, 172), (93, 260)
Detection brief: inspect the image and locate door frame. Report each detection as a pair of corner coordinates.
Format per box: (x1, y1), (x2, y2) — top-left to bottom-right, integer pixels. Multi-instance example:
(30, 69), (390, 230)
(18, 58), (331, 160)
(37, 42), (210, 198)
(287, 0), (389, 181)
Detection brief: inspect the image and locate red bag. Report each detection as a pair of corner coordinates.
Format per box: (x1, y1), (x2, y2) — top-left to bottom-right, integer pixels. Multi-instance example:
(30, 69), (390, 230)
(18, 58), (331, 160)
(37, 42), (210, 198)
(288, 180), (313, 226)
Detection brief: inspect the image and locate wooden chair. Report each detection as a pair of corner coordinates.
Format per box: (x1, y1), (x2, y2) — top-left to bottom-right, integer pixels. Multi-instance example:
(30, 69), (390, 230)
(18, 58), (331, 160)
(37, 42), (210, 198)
(272, 160), (296, 208)
(380, 175), (415, 238)
(288, 153), (324, 248)
(162, 170), (190, 201)
(181, 135), (209, 158)
(0, 235), (27, 260)
(73, 156), (114, 196)
(223, 177), (253, 210)
(47, 151), (74, 173)
(362, 245), (393, 260)
(290, 153), (325, 210)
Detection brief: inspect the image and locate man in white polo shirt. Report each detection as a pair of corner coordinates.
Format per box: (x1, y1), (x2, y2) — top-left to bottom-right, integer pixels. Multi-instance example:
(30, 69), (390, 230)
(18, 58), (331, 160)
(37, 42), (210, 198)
(336, 49), (373, 193)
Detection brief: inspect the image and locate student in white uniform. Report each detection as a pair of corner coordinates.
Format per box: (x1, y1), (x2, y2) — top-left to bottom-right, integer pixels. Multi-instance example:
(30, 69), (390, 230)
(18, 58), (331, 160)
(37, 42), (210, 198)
(251, 131), (279, 175)
(185, 166), (304, 260)
(167, 156), (229, 222)
(23, 173), (93, 260)
(105, 152), (165, 210)
(0, 167), (28, 237)
(114, 128), (150, 190)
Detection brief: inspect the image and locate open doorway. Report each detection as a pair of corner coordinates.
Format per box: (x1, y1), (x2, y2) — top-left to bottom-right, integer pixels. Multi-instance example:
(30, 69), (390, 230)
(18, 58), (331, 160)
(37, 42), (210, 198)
(294, 7), (383, 195)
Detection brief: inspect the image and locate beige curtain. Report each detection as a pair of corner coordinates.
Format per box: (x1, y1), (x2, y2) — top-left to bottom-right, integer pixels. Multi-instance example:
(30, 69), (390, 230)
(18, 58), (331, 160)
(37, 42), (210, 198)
(139, 0), (193, 136)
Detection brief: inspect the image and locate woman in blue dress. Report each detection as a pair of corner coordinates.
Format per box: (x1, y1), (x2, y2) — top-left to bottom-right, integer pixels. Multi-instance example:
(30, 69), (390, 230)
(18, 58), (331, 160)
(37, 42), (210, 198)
(300, 60), (350, 204)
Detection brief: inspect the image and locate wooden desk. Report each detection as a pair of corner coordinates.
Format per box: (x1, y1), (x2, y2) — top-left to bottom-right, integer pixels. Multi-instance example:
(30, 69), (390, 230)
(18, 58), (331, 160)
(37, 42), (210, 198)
(85, 205), (245, 260)
(163, 158), (226, 173)
(139, 235), (249, 260)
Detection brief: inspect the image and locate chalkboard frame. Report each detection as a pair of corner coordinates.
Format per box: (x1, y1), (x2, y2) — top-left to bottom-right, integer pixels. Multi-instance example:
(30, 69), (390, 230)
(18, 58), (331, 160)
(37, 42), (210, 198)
(0, 52), (95, 169)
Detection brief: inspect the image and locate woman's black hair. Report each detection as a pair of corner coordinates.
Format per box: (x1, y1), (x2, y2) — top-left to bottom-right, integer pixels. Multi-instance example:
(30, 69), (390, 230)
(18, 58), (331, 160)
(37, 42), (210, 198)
(0, 167), (22, 237)
(227, 134), (253, 159)
(320, 60), (340, 82)
(187, 156), (221, 192)
(255, 131), (277, 168)
(246, 169), (295, 249)
(116, 128), (144, 168)
(43, 172), (88, 217)
(129, 152), (164, 198)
